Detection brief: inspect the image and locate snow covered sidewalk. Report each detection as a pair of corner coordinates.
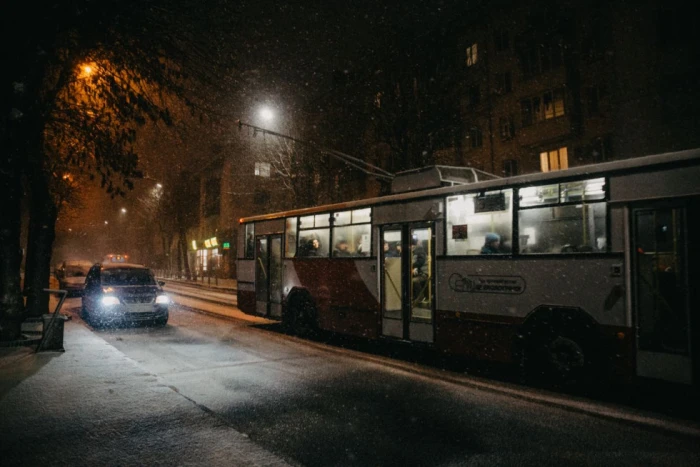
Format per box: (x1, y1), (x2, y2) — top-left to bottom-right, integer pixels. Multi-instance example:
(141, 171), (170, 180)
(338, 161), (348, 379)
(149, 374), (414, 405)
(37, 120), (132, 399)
(0, 320), (288, 466)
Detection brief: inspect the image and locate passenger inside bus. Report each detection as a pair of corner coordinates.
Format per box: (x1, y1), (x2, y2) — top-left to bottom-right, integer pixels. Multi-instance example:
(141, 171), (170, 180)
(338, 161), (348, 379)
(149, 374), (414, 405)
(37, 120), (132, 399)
(411, 238), (428, 301)
(333, 238), (351, 257)
(384, 241), (401, 257)
(300, 235), (322, 257)
(480, 233), (501, 254)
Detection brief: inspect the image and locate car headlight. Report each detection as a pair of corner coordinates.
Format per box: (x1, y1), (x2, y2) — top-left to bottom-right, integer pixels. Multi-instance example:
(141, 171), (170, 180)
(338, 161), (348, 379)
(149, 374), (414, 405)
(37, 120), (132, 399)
(155, 295), (170, 305)
(101, 296), (120, 306)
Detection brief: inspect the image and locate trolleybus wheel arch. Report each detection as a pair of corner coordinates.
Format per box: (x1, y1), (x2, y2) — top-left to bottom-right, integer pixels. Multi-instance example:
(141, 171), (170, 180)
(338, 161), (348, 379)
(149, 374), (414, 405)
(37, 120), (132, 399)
(284, 289), (318, 337)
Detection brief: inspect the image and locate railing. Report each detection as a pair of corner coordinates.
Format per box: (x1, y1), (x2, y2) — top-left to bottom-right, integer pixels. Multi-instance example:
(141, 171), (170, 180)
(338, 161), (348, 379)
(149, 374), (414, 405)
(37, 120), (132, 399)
(153, 268), (222, 286)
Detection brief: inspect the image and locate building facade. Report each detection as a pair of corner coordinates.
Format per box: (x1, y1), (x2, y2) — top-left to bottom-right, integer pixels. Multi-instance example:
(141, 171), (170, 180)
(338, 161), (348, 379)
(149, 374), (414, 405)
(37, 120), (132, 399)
(441, 0), (700, 175)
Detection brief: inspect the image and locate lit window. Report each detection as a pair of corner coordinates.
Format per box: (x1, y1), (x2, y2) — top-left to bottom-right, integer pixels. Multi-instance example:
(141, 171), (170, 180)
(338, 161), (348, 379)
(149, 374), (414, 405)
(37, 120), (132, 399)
(540, 147), (568, 172)
(518, 178), (607, 254)
(285, 217), (298, 258)
(446, 190), (513, 255)
(544, 91), (554, 119)
(521, 89), (565, 125)
(466, 43), (478, 66)
(254, 162), (271, 177)
(553, 89), (565, 117)
(244, 223), (254, 259)
(331, 208), (372, 257)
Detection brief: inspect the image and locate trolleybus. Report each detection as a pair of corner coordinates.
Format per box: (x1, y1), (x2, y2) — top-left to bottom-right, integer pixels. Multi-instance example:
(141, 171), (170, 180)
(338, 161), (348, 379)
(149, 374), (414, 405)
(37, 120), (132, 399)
(237, 148), (700, 388)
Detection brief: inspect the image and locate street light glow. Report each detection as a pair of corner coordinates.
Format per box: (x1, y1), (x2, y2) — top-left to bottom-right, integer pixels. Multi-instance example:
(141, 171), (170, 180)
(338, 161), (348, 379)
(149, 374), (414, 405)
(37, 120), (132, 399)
(259, 106), (274, 122)
(156, 183), (162, 188)
(121, 208), (127, 213)
(79, 63), (96, 78)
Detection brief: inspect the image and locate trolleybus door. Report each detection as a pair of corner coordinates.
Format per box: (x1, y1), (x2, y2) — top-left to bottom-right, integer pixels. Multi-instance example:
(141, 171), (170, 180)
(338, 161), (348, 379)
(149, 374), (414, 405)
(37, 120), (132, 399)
(632, 205), (693, 385)
(380, 224), (434, 343)
(255, 234), (284, 318)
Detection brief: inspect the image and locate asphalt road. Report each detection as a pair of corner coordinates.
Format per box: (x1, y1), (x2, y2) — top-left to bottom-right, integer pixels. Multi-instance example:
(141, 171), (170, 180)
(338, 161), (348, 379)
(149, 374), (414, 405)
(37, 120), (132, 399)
(59, 296), (700, 467)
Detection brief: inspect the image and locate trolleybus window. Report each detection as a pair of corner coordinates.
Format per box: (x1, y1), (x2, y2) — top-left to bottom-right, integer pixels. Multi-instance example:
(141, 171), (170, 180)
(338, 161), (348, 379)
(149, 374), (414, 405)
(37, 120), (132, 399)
(446, 189), (513, 255)
(298, 213), (331, 257)
(518, 178), (607, 254)
(285, 217), (298, 258)
(244, 223), (254, 259)
(332, 208), (372, 257)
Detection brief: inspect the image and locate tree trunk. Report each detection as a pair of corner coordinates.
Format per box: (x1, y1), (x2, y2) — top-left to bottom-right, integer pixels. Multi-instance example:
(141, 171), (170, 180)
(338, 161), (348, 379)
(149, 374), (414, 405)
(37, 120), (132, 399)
(179, 228), (192, 280)
(0, 75), (30, 340)
(23, 169), (58, 318)
(0, 168), (25, 340)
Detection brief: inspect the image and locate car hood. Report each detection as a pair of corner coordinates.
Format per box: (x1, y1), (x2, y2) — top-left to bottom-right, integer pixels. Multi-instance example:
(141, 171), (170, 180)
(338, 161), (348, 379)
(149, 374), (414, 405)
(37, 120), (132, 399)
(106, 285), (162, 296)
(63, 277), (87, 285)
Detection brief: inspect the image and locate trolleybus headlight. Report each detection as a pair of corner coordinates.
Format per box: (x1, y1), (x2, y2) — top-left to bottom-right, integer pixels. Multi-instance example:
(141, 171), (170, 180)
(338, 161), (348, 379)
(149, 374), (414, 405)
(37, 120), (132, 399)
(101, 296), (120, 306)
(155, 295), (170, 305)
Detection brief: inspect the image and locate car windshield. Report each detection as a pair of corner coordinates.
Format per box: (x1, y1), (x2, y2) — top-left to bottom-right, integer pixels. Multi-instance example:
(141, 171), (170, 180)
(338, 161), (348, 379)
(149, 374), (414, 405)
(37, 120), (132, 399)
(64, 266), (89, 277)
(101, 268), (156, 286)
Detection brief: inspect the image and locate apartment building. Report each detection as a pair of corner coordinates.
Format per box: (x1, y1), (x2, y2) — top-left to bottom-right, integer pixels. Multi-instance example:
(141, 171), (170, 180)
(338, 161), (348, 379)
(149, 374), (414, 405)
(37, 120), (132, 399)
(440, 0), (699, 176)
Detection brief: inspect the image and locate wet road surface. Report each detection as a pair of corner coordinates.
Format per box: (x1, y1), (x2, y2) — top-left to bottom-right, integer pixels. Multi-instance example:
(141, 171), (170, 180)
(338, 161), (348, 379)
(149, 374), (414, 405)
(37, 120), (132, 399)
(60, 297), (700, 467)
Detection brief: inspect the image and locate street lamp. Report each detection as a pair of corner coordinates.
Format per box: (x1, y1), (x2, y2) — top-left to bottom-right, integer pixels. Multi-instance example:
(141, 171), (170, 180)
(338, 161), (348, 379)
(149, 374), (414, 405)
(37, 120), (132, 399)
(121, 207), (127, 214)
(79, 63), (96, 79)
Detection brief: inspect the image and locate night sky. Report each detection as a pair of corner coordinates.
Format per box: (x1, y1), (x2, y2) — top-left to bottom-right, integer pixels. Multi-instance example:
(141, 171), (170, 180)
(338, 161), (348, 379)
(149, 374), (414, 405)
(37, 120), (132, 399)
(230, 0), (458, 105)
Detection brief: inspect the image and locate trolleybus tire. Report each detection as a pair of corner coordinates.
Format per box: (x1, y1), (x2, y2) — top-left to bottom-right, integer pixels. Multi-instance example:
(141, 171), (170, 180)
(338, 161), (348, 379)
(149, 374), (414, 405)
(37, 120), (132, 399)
(523, 332), (590, 389)
(519, 305), (599, 389)
(285, 291), (318, 337)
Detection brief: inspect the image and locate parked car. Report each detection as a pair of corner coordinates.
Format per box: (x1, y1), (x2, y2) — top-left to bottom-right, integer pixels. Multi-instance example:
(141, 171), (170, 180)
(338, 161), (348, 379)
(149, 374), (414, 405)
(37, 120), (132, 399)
(81, 262), (169, 327)
(56, 260), (94, 296)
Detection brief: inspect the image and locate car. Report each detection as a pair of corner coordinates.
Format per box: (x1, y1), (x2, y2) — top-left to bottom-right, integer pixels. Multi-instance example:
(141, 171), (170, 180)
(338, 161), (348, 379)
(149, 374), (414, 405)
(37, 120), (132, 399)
(81, 262), (169, 327)
(56, 260), (94, 296)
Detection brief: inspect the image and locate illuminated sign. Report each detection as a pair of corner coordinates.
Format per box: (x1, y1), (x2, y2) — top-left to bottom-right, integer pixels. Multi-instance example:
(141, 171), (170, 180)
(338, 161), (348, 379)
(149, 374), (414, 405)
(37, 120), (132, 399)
(204, 239), (212, 248)
(222, 242), (230, 250)
(210, 237), (218, 247)
(191, 240), (197, 250)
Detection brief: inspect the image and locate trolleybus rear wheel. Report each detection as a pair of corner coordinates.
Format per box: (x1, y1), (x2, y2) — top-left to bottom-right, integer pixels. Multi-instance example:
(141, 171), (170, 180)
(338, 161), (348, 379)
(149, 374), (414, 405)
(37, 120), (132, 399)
(286, 292), (318, 337)
(524, 332), (589, 389)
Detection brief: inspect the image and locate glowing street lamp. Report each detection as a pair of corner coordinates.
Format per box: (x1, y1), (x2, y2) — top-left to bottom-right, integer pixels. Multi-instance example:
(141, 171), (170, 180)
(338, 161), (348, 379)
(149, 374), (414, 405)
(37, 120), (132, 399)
(121, 208), (127, 214)
(79, 63), (96, 79)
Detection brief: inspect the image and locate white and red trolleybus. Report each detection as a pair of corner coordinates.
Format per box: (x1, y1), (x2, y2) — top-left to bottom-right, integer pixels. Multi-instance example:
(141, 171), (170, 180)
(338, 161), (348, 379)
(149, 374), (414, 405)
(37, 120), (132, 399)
(236, 148), (700, 388)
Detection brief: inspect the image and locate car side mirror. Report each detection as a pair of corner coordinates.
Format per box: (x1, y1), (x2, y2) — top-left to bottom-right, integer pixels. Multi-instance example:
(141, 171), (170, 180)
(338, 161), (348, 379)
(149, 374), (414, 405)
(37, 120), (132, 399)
(158, 281), (165, 287)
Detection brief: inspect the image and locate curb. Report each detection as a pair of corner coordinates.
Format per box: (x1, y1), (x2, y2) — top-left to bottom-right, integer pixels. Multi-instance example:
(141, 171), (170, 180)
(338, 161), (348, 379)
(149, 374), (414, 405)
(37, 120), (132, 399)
(0, 335), (43, 348)
(252, 327), (700, 440)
